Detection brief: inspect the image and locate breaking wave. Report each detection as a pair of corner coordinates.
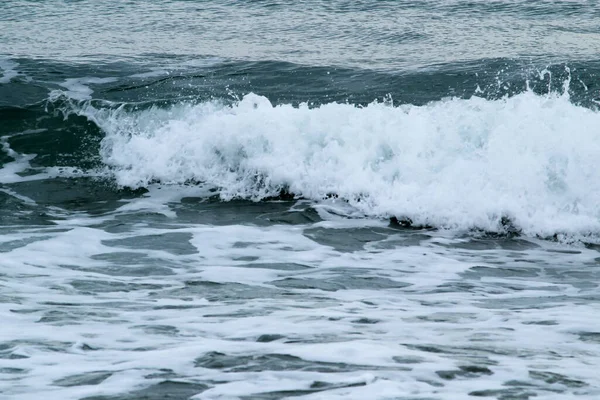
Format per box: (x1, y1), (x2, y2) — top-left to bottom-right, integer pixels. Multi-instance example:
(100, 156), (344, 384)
(60, 87), (600, 238)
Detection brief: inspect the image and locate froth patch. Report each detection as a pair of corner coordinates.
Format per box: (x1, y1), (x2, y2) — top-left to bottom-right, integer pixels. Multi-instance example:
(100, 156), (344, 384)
(74, 92), (600, 239)
(51, 77), (118, 101)
(0, 59), (20, 84)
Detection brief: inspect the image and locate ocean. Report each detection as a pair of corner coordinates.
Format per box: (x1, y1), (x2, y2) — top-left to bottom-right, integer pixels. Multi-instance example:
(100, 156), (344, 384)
(2, 1), (600, 399)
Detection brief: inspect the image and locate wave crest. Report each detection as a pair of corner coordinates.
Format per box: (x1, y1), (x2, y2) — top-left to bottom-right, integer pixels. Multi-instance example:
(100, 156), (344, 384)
(71, 91), (600, 238)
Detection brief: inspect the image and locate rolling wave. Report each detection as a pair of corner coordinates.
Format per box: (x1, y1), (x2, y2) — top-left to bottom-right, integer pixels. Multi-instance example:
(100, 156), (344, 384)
(63, 87), (600, 239)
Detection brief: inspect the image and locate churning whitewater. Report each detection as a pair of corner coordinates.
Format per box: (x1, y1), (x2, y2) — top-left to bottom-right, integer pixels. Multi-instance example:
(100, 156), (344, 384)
(64, 88), (600, 240)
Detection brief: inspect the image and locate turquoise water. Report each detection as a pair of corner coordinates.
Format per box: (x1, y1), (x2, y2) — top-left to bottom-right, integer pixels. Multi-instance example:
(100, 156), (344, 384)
(2, 1), (600, 399)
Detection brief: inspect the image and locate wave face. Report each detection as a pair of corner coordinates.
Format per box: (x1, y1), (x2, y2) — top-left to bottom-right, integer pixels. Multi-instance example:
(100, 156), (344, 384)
(68, 88), (600, 238)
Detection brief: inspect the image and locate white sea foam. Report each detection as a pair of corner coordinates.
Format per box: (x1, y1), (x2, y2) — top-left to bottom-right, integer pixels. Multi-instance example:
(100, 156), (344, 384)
(2, 220), (600, 399)
(70, 90), (600, 239)
(50, 77), (118, 101)
(0, 59), (20, 84)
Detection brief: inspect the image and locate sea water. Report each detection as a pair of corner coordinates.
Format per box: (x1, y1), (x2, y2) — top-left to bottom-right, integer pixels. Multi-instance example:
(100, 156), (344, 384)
(2, 1), (600, 399)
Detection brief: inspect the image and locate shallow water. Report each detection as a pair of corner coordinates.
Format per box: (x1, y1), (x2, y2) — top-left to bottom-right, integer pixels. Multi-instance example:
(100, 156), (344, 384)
(2, 1), (600, 399)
